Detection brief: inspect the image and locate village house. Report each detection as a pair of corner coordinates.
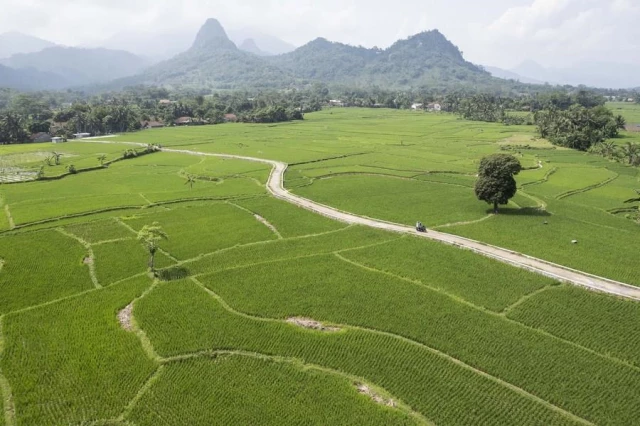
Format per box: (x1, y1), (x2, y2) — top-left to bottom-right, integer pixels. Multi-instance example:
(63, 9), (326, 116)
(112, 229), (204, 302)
(224, 113), (238, 122)
(51, 137), (65, 144)
(31, 132), (52, 143)
(411, 103), (424, 111)
(329, 99), (344, 107)
(427, 102), (442, 112)
(174, 117), (193, 126)
(141, 120), (164, 129)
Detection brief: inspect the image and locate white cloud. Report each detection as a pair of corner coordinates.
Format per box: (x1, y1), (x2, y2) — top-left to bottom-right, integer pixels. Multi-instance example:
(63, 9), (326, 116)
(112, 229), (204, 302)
(481, 0), (640, 67)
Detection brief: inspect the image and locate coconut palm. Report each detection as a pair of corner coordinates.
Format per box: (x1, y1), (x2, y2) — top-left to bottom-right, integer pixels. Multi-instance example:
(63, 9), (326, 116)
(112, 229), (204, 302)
(51, 152), (63, 165)
(185, 174), (197, 190)
(621, 142), (640, 166)
(137, 222), (168, 272)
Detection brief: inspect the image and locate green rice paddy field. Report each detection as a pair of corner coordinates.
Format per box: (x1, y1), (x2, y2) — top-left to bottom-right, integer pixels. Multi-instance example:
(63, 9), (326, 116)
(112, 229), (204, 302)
(1, 106), (640, 425)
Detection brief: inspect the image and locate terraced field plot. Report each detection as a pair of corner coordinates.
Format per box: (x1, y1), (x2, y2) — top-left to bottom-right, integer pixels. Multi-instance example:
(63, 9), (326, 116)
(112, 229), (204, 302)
(1, 107), (640, 425)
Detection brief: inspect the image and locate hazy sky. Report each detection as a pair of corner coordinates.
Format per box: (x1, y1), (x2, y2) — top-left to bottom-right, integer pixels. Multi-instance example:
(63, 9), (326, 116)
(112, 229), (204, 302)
(0, 0), (638, 68)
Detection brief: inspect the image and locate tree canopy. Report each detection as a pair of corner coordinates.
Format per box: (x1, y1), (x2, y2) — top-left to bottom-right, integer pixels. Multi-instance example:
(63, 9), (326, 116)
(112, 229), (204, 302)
(474, 154), (522, 213)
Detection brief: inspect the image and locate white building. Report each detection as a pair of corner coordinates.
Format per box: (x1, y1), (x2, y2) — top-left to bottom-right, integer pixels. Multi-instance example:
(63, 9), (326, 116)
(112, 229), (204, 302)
(51, 137), (64, 143)
(411, 103), (424, 111)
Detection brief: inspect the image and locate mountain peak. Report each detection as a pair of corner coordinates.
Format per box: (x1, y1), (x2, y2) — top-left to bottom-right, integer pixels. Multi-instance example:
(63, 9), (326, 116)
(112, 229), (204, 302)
(239, 38), (265, 55)
(192, 18), (236, 50)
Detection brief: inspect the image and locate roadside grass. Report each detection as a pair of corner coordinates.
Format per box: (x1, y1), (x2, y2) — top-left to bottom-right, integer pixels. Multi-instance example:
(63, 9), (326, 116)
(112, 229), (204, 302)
(0, 229), (93, 314)
(129, 356), (417, 426)
(122, 202), (277, 260)
(507, 285), (640, 367)
(136, 280), (580, 426)
(199, 254), (640, 425)
(1, 275), (156, 425)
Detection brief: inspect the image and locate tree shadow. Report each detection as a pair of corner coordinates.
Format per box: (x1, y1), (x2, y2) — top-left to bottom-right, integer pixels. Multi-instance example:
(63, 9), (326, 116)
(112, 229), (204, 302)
(157, 267), (191, 281)
(490, 207), (552, 217)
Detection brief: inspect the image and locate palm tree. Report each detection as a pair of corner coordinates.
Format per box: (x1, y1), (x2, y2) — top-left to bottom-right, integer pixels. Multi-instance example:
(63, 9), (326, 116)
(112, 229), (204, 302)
(621, 142), (640, 166)
(97, 154), (107, 166)
(51, 151), (63, 165)
(185, 174), (196, 190)
(137, 222), (168, 272)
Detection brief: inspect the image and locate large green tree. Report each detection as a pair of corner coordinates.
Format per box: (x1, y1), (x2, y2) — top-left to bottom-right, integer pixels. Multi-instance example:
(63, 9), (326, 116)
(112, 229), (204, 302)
(474, 154), (522, 213)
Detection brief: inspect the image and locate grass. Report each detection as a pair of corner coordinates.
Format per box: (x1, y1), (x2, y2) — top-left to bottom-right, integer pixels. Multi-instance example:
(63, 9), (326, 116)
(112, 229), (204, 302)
(198, 255), (640, 425)
(0, 229), (93, 314)
(340, 235), (553, 312)
(295, 175), (492, 226)
(232, 196), (347, 237)
(507, 285), (640, 367)
(1, 275), (156, 425)
(1, 106), (640, 425)
(122, 202), (278, 260)
(129, 355), (417, 425)
(136, 280), (581, 426)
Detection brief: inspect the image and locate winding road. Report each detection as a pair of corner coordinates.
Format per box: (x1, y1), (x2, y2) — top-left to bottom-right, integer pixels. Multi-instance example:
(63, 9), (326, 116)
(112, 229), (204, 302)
(90, 140), (640, 301)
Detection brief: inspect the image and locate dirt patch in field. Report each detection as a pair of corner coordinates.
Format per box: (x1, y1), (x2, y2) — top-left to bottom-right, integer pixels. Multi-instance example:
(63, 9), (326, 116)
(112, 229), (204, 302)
(356, 383), (396, 407)
(118, 304), (134, 331)
(286, 317), (340, 332)
(83, 256), (93, 265)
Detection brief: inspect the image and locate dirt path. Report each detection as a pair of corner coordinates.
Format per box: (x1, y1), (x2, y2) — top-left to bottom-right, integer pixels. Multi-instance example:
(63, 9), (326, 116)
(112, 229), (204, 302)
(85, 141), (640, 301)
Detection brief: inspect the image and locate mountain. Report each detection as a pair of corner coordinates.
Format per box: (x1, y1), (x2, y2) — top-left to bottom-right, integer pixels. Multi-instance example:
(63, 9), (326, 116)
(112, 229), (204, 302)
(239, 39), (268, 56)
(110, 19), (510, 91)
(117, 19), (289, 89)
(268, 30), (491, 88)
(0, 32), (56, 59)
(1, 47), (152, 86)
(0, 64), (70, 91)
(227, 29), (296, 55)
(484, 66), (544, 85)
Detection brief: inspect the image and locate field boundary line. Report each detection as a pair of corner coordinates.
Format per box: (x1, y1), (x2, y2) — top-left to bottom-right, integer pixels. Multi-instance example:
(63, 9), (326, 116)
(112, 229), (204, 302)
(556, 174), (619, 200)
(56, 228), (102, 289)
(117, 365), (165, 422)
(336, 253), (640, 373)
(82, 140), (640, 302)
(189, 237), (402, 278)
(501, 285), (556, 316)
(138, 193), (153, 205)
(174, 226), (353, 268)
(128, 280), (163, 363)
(187, 281), (593, 426)
(3, 206), (14, 231)
(160, 350), (433, 426)
(0, 316), (16, 426)
(227, 201), (283, 239)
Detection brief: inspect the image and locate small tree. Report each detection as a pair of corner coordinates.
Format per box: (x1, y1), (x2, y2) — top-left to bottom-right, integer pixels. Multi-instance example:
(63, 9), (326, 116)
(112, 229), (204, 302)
(52, 151), (62, 165)
(137, 222), (168, 272)
(67, 164), (77, 174)
(474, 154), (522, 214)
(185, 174), (196, 190)
(98, 154), (107, 166)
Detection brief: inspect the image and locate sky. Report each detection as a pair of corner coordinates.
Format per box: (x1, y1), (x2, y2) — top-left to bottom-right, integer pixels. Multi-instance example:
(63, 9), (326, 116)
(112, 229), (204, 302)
(0, 0), (638, 69)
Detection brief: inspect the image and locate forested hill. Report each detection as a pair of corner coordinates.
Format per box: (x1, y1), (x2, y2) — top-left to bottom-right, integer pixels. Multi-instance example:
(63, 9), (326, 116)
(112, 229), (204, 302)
(113, 18), (505, 91)
(116, 18), (291, 90)
(268, 30), (489, 88)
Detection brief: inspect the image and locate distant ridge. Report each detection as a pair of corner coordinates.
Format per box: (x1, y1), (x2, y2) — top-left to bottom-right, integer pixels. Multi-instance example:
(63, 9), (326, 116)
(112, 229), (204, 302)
(114, 19), (501, 90)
